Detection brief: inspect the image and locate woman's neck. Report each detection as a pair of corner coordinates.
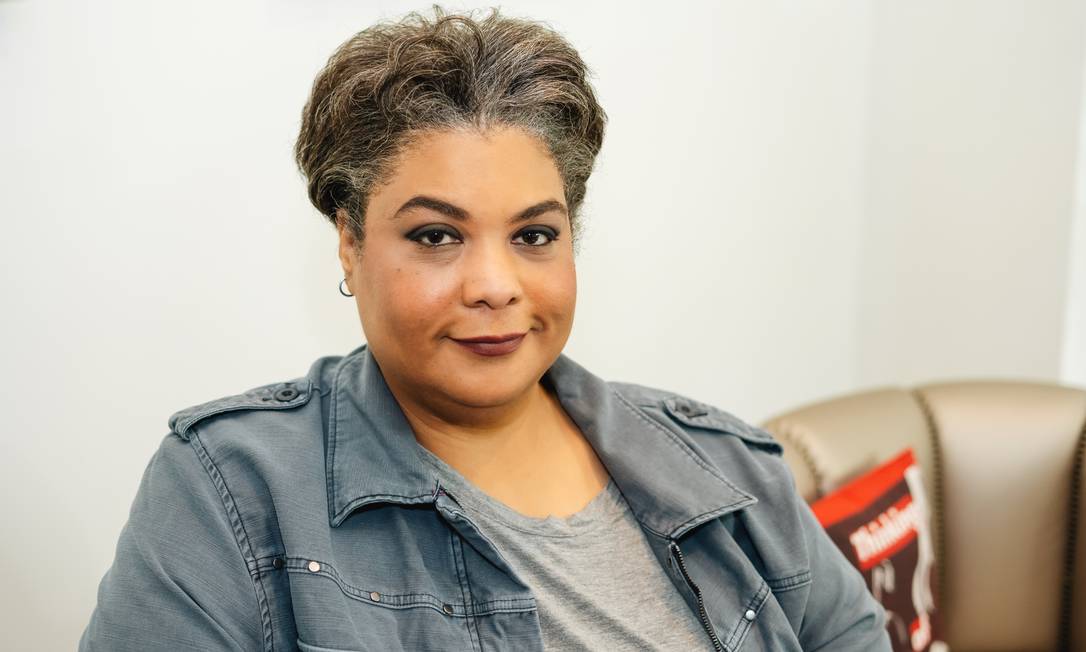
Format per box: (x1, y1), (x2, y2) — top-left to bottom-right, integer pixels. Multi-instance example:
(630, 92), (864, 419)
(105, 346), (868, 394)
(399, 381), (610, 518)
(402, 380), (555, 478)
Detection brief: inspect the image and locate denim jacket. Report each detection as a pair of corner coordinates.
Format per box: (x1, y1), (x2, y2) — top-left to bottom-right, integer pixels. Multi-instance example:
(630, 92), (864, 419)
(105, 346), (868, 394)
(80, 344), (891, 651)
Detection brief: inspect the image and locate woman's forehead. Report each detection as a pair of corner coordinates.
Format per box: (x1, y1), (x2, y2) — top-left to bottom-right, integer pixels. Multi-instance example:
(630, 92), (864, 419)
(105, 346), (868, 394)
(370, 127), (565, 218)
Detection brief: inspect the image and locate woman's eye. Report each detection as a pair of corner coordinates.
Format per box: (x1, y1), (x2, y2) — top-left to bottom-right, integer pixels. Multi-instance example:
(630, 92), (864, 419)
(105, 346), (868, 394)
(408, 226), (558, 249)
(513, 228), (558, 247)
(410, 228), (460, 248)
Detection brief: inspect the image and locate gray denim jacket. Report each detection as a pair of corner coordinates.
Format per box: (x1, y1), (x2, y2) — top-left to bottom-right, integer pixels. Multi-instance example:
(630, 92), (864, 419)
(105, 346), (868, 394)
(80, 344), (891, 651)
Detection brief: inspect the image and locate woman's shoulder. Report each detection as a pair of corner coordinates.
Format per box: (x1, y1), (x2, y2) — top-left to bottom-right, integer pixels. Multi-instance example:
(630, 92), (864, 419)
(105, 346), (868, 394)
(606, 378), (799, 527)
(156, 370), (331, 514)
(165, 352), (345, 443)
(605, 378), (784, 457)
(166, 375), (318, 442)
(158, 374), (327, 501)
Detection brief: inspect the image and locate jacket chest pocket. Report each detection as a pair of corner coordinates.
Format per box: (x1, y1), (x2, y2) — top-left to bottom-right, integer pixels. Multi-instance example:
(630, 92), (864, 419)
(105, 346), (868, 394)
(286, 555), (476, 652)
(724, 574), (809, 651)
(280, 504), (543, 651)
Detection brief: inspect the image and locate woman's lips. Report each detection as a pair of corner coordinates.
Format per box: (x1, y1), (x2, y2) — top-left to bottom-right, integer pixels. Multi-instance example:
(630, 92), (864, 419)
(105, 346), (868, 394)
(451, 333), (526, 357)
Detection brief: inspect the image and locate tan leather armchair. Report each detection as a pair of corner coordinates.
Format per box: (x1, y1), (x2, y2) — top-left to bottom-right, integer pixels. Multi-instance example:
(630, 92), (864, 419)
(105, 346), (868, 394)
(761, 381), (1086, 652)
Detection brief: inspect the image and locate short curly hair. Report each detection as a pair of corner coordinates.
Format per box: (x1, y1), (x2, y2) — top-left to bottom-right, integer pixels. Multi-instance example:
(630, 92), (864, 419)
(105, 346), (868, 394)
(293, 4), (607, 253)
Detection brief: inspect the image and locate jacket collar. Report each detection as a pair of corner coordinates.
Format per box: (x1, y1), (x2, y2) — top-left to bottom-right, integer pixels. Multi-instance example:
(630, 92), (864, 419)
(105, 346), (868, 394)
(316, 344), (757, 538)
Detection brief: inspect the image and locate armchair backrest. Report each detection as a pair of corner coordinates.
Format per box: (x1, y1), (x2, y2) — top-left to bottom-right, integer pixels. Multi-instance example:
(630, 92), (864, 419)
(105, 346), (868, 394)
(761, 381), (1086, 651)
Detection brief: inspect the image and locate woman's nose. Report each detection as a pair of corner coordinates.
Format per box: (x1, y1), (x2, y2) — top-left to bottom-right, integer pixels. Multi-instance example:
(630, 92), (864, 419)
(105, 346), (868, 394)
(460, 238), (522, 309)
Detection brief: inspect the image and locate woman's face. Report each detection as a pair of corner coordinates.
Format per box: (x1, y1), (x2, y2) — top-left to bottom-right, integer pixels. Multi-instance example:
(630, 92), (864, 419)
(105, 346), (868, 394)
(338, 126), (577, 413)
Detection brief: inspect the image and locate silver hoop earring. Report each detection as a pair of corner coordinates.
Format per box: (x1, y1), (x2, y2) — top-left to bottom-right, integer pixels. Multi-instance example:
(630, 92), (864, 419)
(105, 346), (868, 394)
(339, 278), (354, 297)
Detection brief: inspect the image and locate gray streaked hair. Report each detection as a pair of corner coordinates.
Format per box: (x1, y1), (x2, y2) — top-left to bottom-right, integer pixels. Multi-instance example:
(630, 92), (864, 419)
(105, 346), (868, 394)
(293, 4), (607, 254)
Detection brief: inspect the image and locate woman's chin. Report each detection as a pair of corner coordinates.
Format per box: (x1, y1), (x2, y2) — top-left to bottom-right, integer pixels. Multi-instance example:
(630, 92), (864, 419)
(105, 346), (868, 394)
(441, 377), (534, 409)
(436, 362), (543, 408)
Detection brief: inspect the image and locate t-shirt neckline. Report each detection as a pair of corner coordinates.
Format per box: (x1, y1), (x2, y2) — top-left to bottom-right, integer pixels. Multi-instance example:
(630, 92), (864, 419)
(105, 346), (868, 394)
(415, 443), (625, 538)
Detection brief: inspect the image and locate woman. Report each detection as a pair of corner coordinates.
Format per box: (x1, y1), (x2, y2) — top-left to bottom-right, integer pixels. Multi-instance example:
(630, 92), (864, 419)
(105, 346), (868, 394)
(80, 6), (890, 651)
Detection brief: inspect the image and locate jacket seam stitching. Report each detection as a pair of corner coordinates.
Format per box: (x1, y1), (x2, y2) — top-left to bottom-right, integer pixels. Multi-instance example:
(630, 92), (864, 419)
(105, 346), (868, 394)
(289, 572), (535, 615)
(327, 361), (344, 525)
(189, 430), (275, 652)
(449, 529), (483, 651)
(284, 559), (534, 613)
(326, 352), (362, 526)
(725, 579), (770, 651)
(172, 380), (310, 440)
(668, 503), (750, 540)
(628, 387), (780, 451)
(766, 569), (812, 592)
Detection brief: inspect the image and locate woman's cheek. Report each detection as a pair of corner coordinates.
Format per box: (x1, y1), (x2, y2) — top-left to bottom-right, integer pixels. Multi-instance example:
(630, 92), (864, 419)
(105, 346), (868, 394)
(543, 264), (577, 314)
(390, 269), (455, 326)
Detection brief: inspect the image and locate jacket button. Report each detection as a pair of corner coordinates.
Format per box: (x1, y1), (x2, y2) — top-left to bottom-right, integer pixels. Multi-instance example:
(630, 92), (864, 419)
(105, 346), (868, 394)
(675, 402), (707, 417)
(744, 609), (756, 621)
(272, 557), (284, 570)
(675, 402), (706, 417)
(307, 560), (321, 572)
(274, 386), (299, 402)
(369, 591), (381, 602)
(442, 604), (454, 615)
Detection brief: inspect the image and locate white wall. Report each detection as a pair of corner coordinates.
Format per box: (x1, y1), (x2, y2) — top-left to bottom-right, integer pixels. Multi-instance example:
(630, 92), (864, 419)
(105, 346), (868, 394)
(566, 0), (872, 424)
(1, 0), (1083, 648)
(1063, 30), (1086, 387)
(857, 0), (1086, 389)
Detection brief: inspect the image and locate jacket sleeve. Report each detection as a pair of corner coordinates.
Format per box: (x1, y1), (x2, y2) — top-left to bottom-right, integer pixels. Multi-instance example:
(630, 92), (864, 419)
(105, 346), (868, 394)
(79, 432), (264, 651)
(783, 461), (893, 651)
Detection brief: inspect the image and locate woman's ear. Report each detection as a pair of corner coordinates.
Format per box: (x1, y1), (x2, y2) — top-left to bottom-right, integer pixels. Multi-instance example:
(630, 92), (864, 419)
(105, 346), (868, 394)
(336, 208), (357, 276)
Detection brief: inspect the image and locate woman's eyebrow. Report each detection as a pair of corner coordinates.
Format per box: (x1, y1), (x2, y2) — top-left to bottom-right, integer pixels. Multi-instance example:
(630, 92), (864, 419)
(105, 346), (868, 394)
(391, 195), (567, 224)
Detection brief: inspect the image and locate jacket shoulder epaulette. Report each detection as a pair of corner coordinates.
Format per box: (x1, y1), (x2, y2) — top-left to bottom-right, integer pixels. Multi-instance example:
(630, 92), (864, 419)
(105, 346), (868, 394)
(167, 377), (315, 441)
(610, 380), (783, 455)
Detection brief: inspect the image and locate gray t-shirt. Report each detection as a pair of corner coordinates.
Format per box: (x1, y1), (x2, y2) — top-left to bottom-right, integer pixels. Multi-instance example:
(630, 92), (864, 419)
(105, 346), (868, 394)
(416, 445), (712, 651)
